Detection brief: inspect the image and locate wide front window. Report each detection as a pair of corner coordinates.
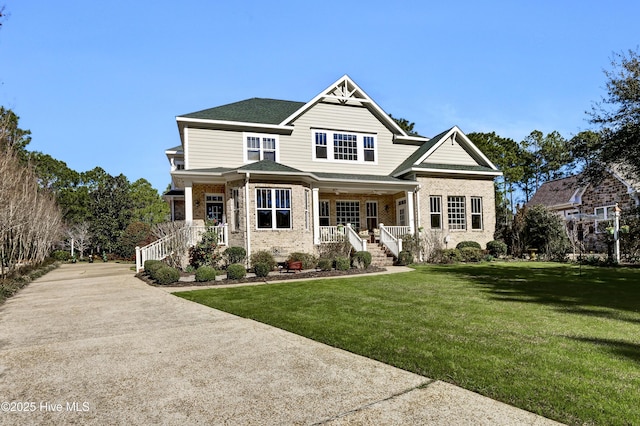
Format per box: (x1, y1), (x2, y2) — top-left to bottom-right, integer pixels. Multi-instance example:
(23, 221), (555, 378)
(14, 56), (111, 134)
(336, 201), (360, 231)
(245, 133), (278, 162)
(448, 196), (466, 230)
(256, 188), (291, 229)
(312, 130), (376, 163)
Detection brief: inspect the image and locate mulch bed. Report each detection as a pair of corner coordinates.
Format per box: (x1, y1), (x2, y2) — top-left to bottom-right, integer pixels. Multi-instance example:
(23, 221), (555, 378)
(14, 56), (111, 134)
(137, 266), (388, 288)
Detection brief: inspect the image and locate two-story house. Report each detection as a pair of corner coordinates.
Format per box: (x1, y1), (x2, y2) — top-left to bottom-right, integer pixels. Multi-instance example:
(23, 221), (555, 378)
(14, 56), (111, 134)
(163, 75), (501, 261)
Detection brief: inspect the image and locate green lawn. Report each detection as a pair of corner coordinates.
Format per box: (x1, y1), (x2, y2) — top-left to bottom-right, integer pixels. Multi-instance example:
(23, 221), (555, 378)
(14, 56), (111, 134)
(175, 262), (640, 425)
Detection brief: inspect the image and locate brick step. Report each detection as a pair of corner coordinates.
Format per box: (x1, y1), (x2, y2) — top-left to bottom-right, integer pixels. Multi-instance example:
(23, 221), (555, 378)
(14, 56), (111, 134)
(367, 244), (395, 266)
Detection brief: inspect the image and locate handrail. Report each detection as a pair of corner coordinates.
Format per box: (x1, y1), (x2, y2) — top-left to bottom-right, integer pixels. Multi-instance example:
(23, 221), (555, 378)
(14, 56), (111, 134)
(379, 224), (402, 258)
(382, 226), (411, 239)
(318, 226), (345, 243)
(345, 224), (367, 252)
(135, 224), (228, 272)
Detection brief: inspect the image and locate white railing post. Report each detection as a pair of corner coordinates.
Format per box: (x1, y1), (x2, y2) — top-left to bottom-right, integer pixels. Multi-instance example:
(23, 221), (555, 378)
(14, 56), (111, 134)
(135, 246), (141, 272)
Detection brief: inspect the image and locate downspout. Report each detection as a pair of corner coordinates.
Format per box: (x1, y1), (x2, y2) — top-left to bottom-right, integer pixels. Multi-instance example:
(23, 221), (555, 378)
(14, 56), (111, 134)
(244, 172), (251, 265)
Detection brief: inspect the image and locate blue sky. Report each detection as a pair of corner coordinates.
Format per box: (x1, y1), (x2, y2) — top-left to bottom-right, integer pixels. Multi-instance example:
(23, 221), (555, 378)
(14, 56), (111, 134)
(1, 1), (638, 193)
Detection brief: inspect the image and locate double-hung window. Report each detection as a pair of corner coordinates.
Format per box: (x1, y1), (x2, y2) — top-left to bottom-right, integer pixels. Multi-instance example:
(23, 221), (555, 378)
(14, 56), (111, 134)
(429, 196), (442, 229)
(471, 197), (483, 230)
(312, 130), (376, 163)
(336, 201), (360, 231)
(319, 200), (330, 226)
(448, 196), (466, 230)
(245, 133), (278, 162)
(256, 188), (291, 229)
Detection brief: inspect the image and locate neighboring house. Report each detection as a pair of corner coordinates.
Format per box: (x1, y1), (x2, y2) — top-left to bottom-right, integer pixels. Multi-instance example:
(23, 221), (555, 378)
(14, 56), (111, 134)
(527, 170), (639, 252)
(163, 75), (501, 261)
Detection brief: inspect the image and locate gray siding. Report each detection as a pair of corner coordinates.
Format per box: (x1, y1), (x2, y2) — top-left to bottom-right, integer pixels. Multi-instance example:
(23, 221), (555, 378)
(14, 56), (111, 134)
(187, 128), (244, 169)
(425, 135), (478, 166)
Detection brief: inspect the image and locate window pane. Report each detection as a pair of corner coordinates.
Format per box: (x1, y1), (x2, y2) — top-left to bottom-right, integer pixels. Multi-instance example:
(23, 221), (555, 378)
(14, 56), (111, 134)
(431, 214), (441, 229)
(257, 210), (272, 228)
(263, 151), (276, 161)
(448, 196), (466, 230)
(263, 138), (276, 150)
(316, 146), (327, 159)
(364, 150), (375, 162)
(248, 150), (261, 161)
(276, 210), (290, 228)
(472, 215), (482, 230)
(334, 133), (358, 161)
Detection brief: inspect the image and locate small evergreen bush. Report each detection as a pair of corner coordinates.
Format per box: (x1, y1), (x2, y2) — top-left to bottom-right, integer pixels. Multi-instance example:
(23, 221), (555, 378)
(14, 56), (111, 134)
(153, 266), (180, 285)
(223, 246), (247, 266)
(253, 262), (271, 278)
(145, 260), (165, 277)
(335, 256), (351, 271)
(438, 248), (462, 263)
(460, 247), (484, 262)
(288, 252), (318, 269)
(250, 250), (277, 271)
(317, 258), (333, 271)
(456, 241), (482, 250)
(195, 266), (217, 282)
(51, 250), (71, 261)
(397, 250), (414, 266)
(226, 263), (247, 280)
(486, 240), (508, 257)
(352, 251), (372, 269)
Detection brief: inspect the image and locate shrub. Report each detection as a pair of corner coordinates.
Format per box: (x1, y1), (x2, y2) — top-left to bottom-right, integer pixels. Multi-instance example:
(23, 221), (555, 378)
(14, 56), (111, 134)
(223, 246), (247, 267)
(250, 250), (277, 271)
(352, 251), (372, 269)
(397, 250), (414, 266)
(195, 266), (217, 282)
(438, 248), (462, 263)
(51, 250), (71, 261)
(253, 262), (271, 278)
(317, 258), (333, 271)
(456, 241), (482, 250)
(153, 266), (180, 285)
(189, 226), (222, 268)
(288, 252), (318, 269)
(460, 247), (484, 262)
(335, 256), (351, 271)
(145, 260), (165, 277)
(226, 263), (247, 280)
(486, 240), (508, 257)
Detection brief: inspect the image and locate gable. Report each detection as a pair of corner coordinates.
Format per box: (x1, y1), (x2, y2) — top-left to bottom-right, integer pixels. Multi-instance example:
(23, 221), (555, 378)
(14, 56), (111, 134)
(423, 133), (480, 166)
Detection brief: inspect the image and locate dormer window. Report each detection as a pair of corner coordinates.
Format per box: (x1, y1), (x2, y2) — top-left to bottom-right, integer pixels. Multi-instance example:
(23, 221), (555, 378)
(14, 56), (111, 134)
(312, 129), (376, 164)
(244, 133), (279, 163)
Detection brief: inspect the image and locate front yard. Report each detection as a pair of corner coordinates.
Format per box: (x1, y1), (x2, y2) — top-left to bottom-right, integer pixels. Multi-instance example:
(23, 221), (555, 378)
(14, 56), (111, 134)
(175, 262), (640, 425)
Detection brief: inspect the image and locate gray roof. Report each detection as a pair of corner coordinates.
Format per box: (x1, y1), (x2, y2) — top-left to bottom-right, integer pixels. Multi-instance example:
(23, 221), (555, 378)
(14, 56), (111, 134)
(391, 127), (454, 176)
(237, 160), (305, 174)
(179, 98), (305, 125)
(528, 175), (582, 207)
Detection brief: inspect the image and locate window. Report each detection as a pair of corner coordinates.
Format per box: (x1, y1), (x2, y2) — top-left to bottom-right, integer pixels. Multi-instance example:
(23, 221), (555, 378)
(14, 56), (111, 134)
(311, 129), (376, 163)
(232, 188), (240, 231)
(366, 201), (378, 231)
(256, 188), (291, 229)
(429, 196), (442, 229)
(363, 136), (375, 162)
(205, 194), (224, 223)
(336, 201), (360, 231)
(304, 189), (310, 231)
(594, 205), (616, 233)
(319, 200), (330, 226)
(315, 132), (327, 159)
(244, 133), (278, 162)
(471, 197), (483, 230)
(448, 196), (466, 230)
(334, 133), (358, 161)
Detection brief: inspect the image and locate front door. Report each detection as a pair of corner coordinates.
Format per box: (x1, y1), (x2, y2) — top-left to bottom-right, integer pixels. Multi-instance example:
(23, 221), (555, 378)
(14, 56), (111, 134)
(396, 198), (407, 226)
(205, 194), (224, 223)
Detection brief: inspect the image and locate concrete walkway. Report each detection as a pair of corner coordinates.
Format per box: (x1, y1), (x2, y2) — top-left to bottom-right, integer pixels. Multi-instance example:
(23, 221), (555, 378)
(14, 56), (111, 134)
(0, 263), (562, 425)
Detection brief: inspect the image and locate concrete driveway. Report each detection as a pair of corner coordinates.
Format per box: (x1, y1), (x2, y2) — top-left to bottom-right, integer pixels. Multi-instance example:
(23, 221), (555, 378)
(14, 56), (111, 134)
(0, 263), (562, 425)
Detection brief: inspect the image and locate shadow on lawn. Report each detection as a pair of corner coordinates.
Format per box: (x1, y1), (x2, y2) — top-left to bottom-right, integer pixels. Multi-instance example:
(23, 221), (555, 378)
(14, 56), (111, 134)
(423, 263), (640, 322)
(567, 336), (640, 363)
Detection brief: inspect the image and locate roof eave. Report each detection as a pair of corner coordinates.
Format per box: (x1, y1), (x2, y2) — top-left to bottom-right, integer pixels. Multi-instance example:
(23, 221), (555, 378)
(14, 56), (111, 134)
(176, 116), (295, 134)
(393, 167), (503, 178)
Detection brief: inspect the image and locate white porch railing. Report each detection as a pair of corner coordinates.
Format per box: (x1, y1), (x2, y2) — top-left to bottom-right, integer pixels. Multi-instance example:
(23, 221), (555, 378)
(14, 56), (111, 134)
(319, 226), (345, 243)
(345, 224), (367, 252)
(382, 226), (411, 239)
(135, 224), (228, 272)
(379, 224), (403, 258)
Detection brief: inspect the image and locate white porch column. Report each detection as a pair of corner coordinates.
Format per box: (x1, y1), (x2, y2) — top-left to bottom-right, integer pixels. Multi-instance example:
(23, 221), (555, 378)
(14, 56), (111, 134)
(312, 188), (320, 244)
(185, 183), (193, 223)
(406, 190), (415, 234)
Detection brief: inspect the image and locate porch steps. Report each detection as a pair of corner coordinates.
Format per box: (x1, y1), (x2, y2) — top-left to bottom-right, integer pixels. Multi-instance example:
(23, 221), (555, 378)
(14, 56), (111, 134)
(368, 243), (395, 267)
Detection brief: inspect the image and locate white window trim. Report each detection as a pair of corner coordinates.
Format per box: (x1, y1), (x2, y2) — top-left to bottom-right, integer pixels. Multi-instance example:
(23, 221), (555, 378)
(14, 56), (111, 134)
(429, 195), (442, 229)
(311, 129), (378, 164)
(319, 199), (330, 226)
(255, 188), (292, 230)
(205, 193), (225, 224)
(335, 200), (361, 230)
(243, 132), (280, 163)
(594, 205), (616, 233)
(447, 196), (467, 231)
(471, 196), (483, 230)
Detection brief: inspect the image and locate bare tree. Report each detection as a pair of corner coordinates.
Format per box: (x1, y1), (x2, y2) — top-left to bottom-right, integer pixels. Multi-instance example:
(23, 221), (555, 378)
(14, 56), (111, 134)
(67, 222), (92, 259)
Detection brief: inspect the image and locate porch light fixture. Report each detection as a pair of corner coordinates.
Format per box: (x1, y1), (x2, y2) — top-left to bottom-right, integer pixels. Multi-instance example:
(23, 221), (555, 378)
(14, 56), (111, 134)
(384, 204), (389, 212)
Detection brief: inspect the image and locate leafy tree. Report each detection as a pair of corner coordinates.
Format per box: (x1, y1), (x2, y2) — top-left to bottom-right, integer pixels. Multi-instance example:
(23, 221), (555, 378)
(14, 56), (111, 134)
(510, 205), (570, 261)
(0, 107), (31, 155)
(389, 114), (420, 136)
(29, 152), (80, 191)
(116, 221), (154, 259)
(586, 49), (640, 179)
(89, 173), (132, 254)
(129, 178), (170, 225)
